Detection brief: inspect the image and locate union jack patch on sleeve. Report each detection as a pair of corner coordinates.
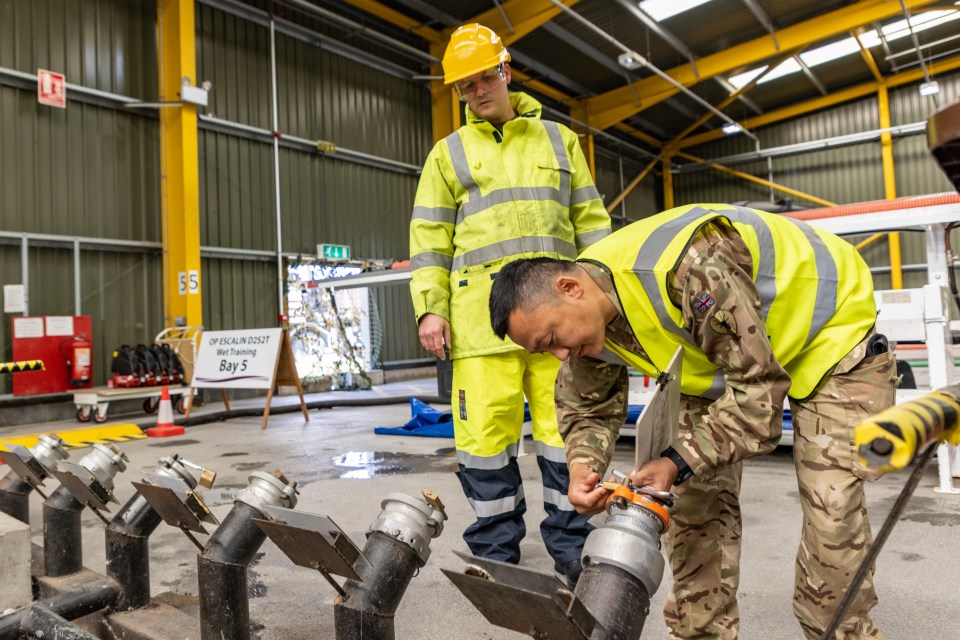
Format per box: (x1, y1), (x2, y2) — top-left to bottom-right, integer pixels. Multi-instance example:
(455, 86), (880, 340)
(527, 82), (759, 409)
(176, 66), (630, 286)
(693, 293), (715, 313)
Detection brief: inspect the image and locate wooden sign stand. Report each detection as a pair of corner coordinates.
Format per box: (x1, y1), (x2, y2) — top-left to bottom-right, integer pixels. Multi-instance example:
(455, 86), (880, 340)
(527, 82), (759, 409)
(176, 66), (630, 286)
(185, 331), (308, 430)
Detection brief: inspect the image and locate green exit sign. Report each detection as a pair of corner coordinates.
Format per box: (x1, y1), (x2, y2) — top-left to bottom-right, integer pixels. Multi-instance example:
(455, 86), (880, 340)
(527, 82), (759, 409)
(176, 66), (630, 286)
(318, 243), (351, 261)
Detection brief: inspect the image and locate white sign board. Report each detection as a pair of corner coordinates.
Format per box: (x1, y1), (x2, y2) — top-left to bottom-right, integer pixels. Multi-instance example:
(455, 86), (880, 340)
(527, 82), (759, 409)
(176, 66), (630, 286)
(13, 317), (44, 338)
(192, 329), (284, 389)
(3, 284), (25, 313)
(37, 68), (66, 108)
(46, 316), (75, 336)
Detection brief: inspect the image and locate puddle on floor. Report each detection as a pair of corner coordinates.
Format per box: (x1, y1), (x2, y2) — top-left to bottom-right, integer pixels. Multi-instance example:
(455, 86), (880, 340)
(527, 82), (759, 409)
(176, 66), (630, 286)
(148, 439), (201, 447)
(324, 449), (457, 480)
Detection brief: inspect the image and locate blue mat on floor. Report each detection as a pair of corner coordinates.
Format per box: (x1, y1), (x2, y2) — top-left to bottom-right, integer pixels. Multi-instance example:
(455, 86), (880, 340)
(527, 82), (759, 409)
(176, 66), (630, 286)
(374, 399), (793, 439)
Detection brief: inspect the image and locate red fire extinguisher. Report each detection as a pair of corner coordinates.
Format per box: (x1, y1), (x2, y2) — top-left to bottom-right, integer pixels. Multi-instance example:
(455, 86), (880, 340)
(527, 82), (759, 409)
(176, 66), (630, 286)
(67, 336), (92, 386)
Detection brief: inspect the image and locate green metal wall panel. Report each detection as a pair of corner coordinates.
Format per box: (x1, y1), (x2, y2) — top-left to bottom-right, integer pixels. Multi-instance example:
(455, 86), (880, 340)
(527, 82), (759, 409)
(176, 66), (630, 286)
(201, 257), (276, 330)
(593, 152), (659, 226)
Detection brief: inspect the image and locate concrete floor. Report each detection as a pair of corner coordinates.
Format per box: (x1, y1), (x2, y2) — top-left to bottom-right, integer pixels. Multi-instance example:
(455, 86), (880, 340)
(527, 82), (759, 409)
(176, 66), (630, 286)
(5, 378), (960, 639)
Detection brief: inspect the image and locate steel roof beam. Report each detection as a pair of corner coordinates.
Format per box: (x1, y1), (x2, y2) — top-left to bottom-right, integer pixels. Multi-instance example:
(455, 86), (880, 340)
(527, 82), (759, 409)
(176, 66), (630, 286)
(676, 52), (960, 149)
(741, 0), (779, 50)
(614, 0), (699, 76)
(581, 0), (941, 131)
(795, 56), (828, 95)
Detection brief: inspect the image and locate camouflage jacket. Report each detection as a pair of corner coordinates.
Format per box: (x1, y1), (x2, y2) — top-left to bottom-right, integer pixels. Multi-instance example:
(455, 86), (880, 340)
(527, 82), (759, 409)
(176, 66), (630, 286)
(557, 221), (792, 477)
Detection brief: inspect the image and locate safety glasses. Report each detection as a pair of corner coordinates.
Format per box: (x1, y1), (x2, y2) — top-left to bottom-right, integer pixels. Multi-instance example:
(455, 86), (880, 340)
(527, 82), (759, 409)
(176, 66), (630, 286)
(454, 64), (506, 101)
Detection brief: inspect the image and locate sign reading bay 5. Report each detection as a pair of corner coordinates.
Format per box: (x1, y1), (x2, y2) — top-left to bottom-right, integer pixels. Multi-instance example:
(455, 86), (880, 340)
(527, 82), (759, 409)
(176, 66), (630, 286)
(318, 243), (351, 261)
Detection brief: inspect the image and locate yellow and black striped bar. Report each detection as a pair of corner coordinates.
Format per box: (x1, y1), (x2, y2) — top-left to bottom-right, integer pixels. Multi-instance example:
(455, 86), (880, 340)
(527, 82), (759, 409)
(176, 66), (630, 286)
(0, 360), (44, 374)
(856, 384), (960, 473)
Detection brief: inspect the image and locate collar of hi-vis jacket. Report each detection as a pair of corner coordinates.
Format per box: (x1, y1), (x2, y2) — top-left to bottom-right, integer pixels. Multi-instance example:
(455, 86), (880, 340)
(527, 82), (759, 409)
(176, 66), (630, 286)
(464, 92), (542, 132)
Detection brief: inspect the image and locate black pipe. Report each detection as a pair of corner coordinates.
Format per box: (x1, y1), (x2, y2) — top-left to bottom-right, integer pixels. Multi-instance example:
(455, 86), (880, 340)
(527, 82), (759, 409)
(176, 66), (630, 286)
(20, 605), (100, 640)
(333, 531), (423, 640)
(574, 564), (651, 640)
(0, 472), (32, 524)
(43, 485), (86, 577)
(105, 493), (164, 610)
(197, 501), (268, 640)
(0, 576), (119, 640)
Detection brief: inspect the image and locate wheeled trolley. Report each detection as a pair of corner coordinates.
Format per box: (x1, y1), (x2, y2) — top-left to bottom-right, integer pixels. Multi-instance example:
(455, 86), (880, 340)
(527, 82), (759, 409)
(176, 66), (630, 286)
(68, 385), (189, 423)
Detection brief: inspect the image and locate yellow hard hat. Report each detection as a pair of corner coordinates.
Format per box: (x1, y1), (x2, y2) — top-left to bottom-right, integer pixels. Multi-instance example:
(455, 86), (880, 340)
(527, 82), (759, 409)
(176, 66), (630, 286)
(442, 23), (511, 85)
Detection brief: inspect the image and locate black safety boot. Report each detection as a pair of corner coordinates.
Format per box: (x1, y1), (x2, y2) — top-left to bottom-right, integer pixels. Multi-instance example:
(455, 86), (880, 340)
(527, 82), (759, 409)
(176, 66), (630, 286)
(554, 559), (583, 590)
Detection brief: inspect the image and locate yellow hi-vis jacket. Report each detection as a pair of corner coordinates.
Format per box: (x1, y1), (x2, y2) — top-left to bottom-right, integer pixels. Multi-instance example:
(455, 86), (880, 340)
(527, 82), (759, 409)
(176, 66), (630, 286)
(578, 204), (877, 400)
(410, 92), (611, 359)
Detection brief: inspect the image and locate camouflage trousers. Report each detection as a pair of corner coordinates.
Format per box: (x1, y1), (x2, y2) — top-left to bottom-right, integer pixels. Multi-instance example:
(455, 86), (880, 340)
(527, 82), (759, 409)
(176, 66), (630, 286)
(663, 342), (897, 639)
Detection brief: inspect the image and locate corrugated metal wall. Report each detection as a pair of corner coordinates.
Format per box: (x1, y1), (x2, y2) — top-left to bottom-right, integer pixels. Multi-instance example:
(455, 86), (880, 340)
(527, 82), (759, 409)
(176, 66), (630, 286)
(593, 151), (659, 226)
(3, 0), (960, 389)
(0, 0), (161, 392)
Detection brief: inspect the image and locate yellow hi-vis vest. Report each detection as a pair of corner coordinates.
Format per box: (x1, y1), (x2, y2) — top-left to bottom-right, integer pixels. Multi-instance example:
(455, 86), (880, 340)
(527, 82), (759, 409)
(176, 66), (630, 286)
(409, 92), (610, 359)
(578, 204), (877, 401)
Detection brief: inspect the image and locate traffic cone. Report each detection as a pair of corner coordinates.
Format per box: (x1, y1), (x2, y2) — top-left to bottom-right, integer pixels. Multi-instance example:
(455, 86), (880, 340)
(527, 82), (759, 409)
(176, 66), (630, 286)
(146, 387), (185, 438)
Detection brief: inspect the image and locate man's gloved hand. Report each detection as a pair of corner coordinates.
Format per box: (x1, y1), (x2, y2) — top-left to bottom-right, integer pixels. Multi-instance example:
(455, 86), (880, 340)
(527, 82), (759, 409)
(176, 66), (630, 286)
(568, 462), (613, 515)
(418, 313), (451, 360)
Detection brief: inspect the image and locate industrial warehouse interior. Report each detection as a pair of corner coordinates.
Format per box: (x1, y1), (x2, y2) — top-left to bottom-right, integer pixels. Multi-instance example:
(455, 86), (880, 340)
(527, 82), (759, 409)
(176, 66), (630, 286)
(2, 0), (960, 639)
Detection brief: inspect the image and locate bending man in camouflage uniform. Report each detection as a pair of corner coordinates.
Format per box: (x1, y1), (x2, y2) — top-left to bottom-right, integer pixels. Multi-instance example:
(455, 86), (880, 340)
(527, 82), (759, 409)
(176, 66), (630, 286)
(488, 204), (898, 639)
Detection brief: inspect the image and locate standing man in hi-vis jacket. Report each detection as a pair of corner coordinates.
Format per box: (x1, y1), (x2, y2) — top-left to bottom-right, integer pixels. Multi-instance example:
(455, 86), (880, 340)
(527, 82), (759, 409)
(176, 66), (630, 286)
(409, 23), (611, 587)
(488, 203), (898, 639)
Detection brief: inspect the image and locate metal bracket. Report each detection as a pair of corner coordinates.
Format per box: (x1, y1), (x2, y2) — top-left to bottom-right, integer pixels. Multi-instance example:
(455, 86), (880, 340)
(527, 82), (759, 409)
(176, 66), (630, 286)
(132, 480), (218, 550)
(442, 551), (605, 639)
(2, 445), (52, 492)
(253, 505), (369, 598)
(51, 461), (118, 516)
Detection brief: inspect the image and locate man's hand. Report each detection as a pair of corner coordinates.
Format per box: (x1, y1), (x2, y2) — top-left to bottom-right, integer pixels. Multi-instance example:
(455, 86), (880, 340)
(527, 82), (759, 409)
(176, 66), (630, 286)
(568, 462), (612, 515)
(418, 313), (451, 360)
(628, 457), (680, 493)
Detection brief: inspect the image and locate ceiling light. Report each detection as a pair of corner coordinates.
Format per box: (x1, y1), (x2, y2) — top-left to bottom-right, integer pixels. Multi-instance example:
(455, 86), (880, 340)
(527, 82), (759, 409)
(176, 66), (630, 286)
(920, 80), (941, 96)
(618, 50), (647, 70)
(722, 123), (743, 135)
(639, 0), (714, 22)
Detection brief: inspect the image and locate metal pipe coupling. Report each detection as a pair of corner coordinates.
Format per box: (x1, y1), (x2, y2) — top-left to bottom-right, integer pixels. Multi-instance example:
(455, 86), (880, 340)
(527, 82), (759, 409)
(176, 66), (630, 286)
(236, 471), (298, 512)
(77, 443), (129, 490)
(580, 505), (666, 598)
(150, 455), (199, 488)
(367, 491), (447, 564)
(29, 434), (70, 474)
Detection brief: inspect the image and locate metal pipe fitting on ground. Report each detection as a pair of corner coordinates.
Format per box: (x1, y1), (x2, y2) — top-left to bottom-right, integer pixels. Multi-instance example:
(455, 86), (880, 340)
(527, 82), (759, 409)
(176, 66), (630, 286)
(334, 491), (448, 640)
(44, 444), (128, 578)
(19, 605), (101, 640)
(576, 499), (669, 639)
(198, 471), (298, 640)
(0, 576), (119, 640)
(0, 434), (69, 524)
(106, 456), (201, 611)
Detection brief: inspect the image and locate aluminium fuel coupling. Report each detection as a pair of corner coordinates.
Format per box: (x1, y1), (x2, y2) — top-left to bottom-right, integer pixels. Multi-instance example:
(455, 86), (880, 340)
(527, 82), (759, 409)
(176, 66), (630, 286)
(107, 455), (212, 611)
(334, 490), (448, 640)
(44, 443), (129, 578)
(575, 484), (674, 640)
(0, 434), (69, 524)
(198, 470), (298, 640)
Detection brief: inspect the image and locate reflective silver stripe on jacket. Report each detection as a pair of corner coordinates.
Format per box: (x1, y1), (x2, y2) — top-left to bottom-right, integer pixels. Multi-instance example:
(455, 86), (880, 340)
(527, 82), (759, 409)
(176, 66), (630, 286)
(576, 227), (611, 250)
(571, 184), (602, 206)
(784, 217), (838, 347)
(444, 123), (574, 224)
(725, 206), (777, 320)
(703, 369), (726, 400)
(468, 487), (525, 518)
(594, 347), (630, 366)
(452, 236), (577, 272)
(542, 121), (571, 208)
(411, 205), (456, 225)
(543, 487), (576, 511)
(411, 251), (453, 271)
(534, 441), (567, 464)
(456, 442), (520, 470)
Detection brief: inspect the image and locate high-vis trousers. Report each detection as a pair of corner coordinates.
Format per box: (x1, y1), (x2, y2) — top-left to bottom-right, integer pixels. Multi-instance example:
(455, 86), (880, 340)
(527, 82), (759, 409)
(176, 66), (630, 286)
(452, 350), (592, 565)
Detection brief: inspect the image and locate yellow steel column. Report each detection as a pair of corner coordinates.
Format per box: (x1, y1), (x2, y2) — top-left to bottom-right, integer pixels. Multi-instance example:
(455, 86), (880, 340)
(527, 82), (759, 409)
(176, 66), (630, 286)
(663, 155), (675, 210)
(430, 41), (459, 142)
(158, 0), (202, 326)
(878, 81), (903, 288)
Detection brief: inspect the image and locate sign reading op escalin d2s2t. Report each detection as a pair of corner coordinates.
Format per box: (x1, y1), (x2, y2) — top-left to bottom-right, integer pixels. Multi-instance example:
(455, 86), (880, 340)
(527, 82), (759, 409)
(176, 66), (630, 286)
(37, 69), (66, 108)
